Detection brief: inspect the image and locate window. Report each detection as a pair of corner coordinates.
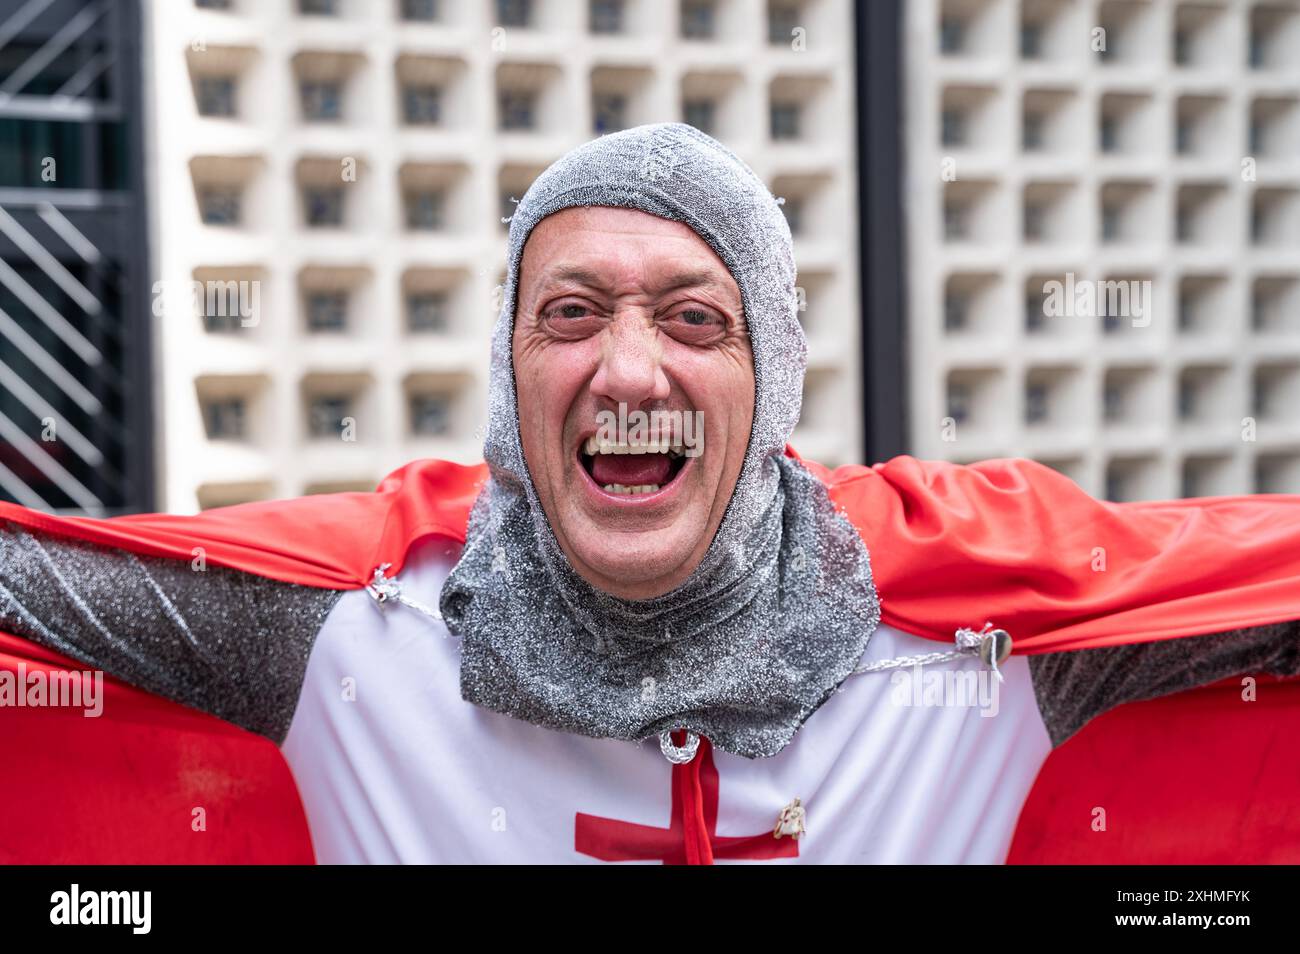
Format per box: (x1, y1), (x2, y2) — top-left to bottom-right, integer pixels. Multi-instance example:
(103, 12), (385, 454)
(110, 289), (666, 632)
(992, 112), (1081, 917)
(1175, 118), (1192, 155)
(1101, 204), (1120, 242)
(410, 394), (451, 436)
(405, 190), (445, 230)
(946, 382), (971, 425)
(1099, 115), (1117, 152)
(408, 292), (448, 332)
(403, 85), (442, 125)
(1025, 383), (1048, 423)
(1105, 471), (1125, 503)
(779, 197), (803, 236)
(1253, 376), (1270, 417)
(941, 109), (965, 147)
(199, 188), (241, 225)
(303, 187), (344, 227)
(1178, 293), (1195, 330)
(939, 17), (964, 54)
(203, 398), (247, 439)
(1176, 206), (1193, 243)
(401, 0), (437, 20)
(1249, 118), (1262, 155)
(196, 76), (236, 117)
(681, 0), (715, 39)
(593, 93), (627, 134)
(944, 292), (968, 331)
(308, 396), (353, 438)
(1103, 383), (1124, 422)
(1178, 378), (1196, 420)
(202, 294), (246, 333)
(1249, 30), (1264, 68)
(1022, 112), (1044, 150)
(1023, 202), (1045, 241)
(770, 102), (800, 140)
(943, 200), (967, 240)
(683, 99), (715, 135)
(1025, 293), (1045, 332)
(301, 81), (342, 121)
(203, 312), (244, 333)
(768, 2), (801, 45)
(1099, 284), (1125, 331)
(196, 0), (232, 8)
(590, 0), (623, 33)
(1173, 29), (1190, 66)
(1020, 24), (1042, 59)
(306, 292), (348, 332)
(496, 0), (530, 27)
(299, 0), (337, 15)
(499, 89), (535, 130)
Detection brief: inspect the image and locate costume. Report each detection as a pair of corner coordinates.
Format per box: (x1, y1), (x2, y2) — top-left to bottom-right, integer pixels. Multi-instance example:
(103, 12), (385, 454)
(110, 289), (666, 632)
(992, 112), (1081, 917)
(3, 452), (1300, 863)
(3, 123), (1299, 863)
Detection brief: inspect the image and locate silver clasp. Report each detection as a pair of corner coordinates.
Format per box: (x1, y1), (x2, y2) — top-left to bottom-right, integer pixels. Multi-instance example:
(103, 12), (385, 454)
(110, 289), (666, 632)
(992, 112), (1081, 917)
(955, 621), (1013, 683)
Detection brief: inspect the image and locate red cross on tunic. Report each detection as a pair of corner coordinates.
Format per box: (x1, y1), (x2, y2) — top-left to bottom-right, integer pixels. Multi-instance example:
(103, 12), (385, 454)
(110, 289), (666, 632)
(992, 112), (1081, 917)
(574, 732), (801, 865)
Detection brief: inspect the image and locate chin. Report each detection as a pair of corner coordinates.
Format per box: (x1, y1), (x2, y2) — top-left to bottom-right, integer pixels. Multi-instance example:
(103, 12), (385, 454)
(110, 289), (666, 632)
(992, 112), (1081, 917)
(572, 534), (699, 598)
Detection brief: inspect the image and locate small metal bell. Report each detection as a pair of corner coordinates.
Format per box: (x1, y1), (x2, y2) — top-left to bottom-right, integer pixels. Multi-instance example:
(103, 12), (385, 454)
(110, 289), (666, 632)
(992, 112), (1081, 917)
(978, 628), (1013, 667)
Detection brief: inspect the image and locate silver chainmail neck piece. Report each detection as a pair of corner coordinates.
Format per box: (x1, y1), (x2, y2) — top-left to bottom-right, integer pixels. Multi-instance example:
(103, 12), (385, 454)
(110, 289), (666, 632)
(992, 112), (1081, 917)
(439, 122), (881, 760)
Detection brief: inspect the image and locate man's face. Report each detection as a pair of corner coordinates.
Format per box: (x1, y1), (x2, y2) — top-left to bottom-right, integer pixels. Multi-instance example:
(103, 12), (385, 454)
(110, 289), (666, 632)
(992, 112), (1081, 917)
(512, 206), (755, 600)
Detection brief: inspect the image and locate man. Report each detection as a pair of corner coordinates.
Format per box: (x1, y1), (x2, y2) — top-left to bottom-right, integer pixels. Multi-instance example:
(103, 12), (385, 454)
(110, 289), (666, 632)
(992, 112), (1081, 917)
(3, 123), (1300, 864)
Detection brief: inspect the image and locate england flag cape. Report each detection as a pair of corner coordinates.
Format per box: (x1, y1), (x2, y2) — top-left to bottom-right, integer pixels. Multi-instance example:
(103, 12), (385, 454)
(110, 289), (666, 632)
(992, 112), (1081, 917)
(3, 448), (1299, 864)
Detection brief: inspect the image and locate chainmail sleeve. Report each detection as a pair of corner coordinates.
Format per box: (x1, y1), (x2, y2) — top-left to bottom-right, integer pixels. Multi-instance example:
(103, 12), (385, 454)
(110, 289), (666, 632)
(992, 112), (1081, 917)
(1028, 620), (1300, 748)
(0, 519), (345, 744)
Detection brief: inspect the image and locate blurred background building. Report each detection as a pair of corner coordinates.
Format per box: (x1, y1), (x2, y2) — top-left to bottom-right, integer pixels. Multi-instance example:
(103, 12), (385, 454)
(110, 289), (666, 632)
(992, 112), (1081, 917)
(0, 0), (1297, 514)
(160, 0), (861, 511)
(907, 0), (1300, 500)
(0, 0), (152, 513)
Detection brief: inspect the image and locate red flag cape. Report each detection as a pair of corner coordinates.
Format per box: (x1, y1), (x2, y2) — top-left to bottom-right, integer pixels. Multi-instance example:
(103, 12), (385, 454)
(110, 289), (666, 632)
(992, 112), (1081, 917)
(3, 449), (1299, 863)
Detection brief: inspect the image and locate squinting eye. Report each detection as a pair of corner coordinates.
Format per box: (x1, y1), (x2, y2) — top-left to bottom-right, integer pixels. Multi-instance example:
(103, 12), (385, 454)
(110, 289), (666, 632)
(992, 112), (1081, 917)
(663, 307), (726, 344)
(554, 303), (591, 319)
(541, 300), (603, 338)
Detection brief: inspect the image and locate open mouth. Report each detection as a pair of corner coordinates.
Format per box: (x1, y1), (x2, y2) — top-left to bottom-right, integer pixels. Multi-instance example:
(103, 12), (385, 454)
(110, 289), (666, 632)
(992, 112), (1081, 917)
(577, 434), (692, 497)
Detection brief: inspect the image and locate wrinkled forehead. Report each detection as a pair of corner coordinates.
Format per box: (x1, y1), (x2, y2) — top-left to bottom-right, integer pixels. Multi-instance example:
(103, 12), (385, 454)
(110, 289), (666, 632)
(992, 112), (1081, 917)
(515, 205), (743, 312)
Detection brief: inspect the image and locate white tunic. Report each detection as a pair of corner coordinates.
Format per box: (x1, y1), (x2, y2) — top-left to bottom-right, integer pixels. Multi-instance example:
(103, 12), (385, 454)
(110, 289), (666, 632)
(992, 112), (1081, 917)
(282, 534), (1053, 863)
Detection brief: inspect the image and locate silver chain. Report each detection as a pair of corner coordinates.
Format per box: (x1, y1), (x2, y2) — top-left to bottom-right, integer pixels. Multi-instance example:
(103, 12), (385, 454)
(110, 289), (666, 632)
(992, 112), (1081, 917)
(846, 622), (1011, 683)
(366, 563), (446, 630)
(659, 730), (701, 764)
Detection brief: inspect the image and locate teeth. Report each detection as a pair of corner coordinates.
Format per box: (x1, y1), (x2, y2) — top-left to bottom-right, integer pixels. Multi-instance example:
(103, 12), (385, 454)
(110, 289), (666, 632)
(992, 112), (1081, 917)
(583, 436), (689, 457)
(601, 483), (662, 495)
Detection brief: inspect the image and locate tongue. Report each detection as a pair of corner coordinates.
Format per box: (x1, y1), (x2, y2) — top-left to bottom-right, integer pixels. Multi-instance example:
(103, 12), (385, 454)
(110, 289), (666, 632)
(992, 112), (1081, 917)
(590, 453), (672, 487)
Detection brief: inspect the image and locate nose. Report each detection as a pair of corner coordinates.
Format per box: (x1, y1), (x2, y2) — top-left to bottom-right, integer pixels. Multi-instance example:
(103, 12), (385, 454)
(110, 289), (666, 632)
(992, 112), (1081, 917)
(590, 314), (671, 410)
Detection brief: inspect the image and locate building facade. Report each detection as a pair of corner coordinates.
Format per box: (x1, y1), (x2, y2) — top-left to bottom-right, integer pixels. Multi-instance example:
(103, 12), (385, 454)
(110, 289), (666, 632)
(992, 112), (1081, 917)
(0, 0), (153, 515)
(147, 0), (862, 511)
(904, 0), (1300, 500)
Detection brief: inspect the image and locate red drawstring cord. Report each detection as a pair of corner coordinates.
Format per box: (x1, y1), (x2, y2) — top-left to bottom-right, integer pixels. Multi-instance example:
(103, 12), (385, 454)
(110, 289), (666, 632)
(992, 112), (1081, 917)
(672, 730), (715, 865)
